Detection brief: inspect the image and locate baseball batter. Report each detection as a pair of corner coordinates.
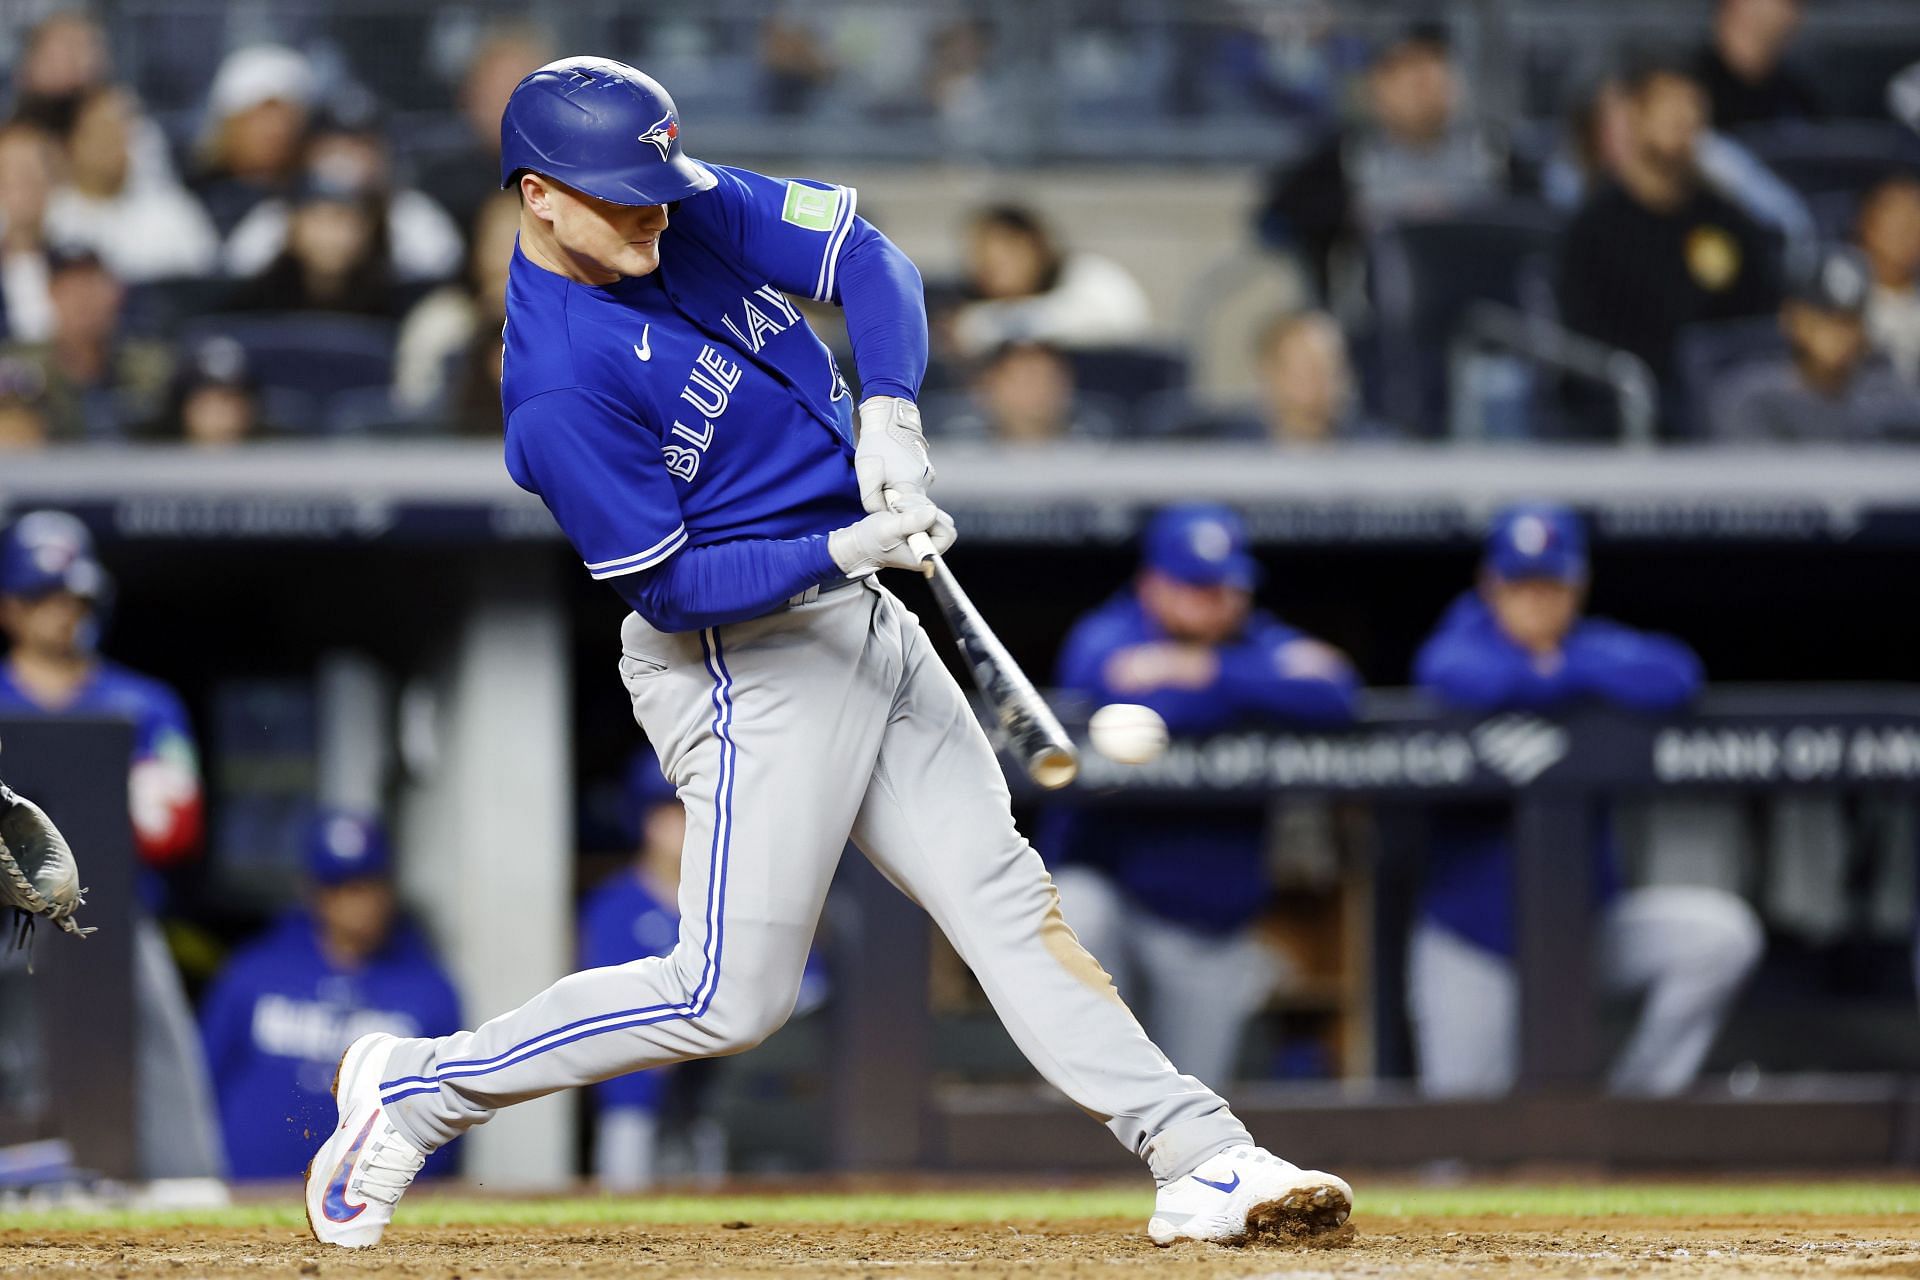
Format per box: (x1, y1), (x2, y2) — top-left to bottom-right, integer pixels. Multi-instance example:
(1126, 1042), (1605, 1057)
(303, 57), (1351, 1249)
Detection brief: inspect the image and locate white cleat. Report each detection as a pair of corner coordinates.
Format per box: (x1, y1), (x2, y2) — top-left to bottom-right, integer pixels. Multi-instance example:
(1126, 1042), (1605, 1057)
(1148, 1144), (1352, 1247)
(304, 1032), (428, 1248)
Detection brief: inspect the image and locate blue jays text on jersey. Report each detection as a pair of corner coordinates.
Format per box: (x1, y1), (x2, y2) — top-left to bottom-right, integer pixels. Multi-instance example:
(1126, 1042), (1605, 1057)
(1042, 591), (1360, 935)
(199, 909), (462, 1179)
(1413, 591), (1705, 954)
(501, 161), (927, 632)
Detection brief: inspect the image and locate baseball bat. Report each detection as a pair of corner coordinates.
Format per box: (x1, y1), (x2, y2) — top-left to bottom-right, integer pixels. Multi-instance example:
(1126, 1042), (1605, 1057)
(890, 495), (1079, 790)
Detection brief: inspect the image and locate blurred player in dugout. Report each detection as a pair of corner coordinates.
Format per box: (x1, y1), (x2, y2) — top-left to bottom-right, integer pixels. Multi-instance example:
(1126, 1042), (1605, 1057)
(1410, 503), (1764, 1096)
(579, 748), (828, 1190)
(1044, 504), (1360, 1089)
(199, 811), (461, 1180)
(0, 510), (223, 1176)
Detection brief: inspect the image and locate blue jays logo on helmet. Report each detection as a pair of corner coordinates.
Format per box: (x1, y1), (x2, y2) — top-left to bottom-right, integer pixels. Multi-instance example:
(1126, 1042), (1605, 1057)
(499, 56), (716, 207)
(638, 112), (680, 161)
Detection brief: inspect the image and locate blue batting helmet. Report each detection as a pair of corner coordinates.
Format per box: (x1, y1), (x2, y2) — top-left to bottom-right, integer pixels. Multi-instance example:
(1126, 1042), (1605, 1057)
(499, 57), (717, 207)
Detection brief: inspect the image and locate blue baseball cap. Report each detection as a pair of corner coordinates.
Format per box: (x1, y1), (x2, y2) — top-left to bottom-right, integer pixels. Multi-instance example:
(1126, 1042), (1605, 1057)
(624, 746), (679, 837)
(1484, 503), (1587, 582)
(305, 810), (393, 886)
(0, 511), (108, 601)
(1142, 503), (1260, 589)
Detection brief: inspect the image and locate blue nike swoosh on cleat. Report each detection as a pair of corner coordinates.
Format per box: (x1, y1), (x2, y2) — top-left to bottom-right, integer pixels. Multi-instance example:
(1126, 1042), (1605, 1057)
(1191, 1172), (1241, 1194)
(321, 1110), (380, 1222)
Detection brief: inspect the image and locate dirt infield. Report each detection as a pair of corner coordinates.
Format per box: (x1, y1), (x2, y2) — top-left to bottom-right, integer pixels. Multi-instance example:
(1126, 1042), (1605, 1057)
(5, 1215), (1920, 1279)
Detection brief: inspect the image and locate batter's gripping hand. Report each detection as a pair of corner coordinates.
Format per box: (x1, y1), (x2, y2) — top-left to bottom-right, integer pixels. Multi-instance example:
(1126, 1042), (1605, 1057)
(0, 775), (92, 961)
(829, 504), (957, 576)
(855, 396), (933, 515)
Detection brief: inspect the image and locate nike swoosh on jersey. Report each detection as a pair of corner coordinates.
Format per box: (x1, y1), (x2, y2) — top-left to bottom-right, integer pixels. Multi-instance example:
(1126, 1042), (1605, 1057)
(321, 1110), (381, 1222)
(633, 325), (652, 362)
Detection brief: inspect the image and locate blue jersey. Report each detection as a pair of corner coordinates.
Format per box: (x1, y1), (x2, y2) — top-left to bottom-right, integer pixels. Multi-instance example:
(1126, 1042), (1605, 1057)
(0, 657), (205, 908)
(198, 910), (462, 1179)
(1413, 592), (1704, 954)
(503, 162), (928, 633)
(1041, 590), (1359, 934)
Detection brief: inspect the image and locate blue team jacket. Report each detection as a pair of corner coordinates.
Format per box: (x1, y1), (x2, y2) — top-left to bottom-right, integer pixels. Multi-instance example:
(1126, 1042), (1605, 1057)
(1042, 590), (1359, 934)
(1413, 591), (1704, 954)
(198, 910), (462, 1179)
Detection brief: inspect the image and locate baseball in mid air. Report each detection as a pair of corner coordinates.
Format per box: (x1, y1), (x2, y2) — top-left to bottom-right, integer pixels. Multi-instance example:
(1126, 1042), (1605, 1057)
(1088, 703), (1169, 765)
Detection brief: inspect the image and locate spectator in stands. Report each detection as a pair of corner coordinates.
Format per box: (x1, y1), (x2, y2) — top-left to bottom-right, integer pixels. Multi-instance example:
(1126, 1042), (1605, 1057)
(1857, 175), (1920, 384)
(1693, 0), (1819, 133)
(161, 335), (264, 447)
(0, 512), (224, 1176)
(193, 45), (317, 237)
(6, 10), (109, 132)
(199, 811), (461, 1181)
(0, 122), (58, 343)
(943, 341), (1120, 443)
(225, 92), (463, 288)
(1178, 312), (1383, 443)
(1045, 504), (1360, 1089)
(0, 356), (52, 449)
(947, 205), (1152, 359)
(1253, 311), (1381, 444)
(759, 5), (836, 117)
(45, 86), (220, 284)
(416, 23), (554, 246)
(1410, 503), (1762, 1098)
(1712, 245), (1920, 440)
(8, 9), (178, 190)
(581, 751), (824, 1188)
(1256, 21), (1509, 300)
(0, 248), (172, 439)
(225, 171), (403, 319)
(393, 191), (518, 415)
(1558, 54), (1779, 434)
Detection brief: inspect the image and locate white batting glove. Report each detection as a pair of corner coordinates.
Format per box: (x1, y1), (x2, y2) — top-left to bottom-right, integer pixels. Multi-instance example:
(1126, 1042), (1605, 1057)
(855, 396), (933, 515)
(828, 504), (957, 576)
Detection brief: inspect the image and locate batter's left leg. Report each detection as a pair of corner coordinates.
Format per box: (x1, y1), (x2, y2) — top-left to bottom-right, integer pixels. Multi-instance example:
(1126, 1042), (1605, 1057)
(848, 597), (1251, 1185)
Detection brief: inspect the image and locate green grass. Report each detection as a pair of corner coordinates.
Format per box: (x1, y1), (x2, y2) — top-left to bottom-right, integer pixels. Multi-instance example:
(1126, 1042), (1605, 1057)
(4, 1181), (1918, 1234)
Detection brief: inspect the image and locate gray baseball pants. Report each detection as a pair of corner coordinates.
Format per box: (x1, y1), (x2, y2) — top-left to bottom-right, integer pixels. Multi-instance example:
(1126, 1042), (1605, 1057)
(381, 577), (1250, 1182)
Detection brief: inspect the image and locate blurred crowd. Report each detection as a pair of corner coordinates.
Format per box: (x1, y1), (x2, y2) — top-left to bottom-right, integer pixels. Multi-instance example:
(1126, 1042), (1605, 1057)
(4, 1), (1920, 448)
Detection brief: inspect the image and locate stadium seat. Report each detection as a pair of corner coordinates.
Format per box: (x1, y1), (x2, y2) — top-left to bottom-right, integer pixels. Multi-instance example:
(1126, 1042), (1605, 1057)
(1737, 122), (1920, 209)
(322, 386), (447, 436)
(1064, 345), (1188, 415)
(178, 313), (399, 402)
(1366, 201), (1566, 438)
(1676, 317), (1789, 441)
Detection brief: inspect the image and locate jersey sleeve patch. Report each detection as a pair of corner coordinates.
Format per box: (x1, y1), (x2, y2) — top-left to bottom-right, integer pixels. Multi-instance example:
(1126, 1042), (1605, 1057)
(781, 181), (842, 232)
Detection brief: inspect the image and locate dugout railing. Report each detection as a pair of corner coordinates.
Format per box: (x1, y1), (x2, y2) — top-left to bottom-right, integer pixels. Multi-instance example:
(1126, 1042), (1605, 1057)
(827, 688), (1920, 1173)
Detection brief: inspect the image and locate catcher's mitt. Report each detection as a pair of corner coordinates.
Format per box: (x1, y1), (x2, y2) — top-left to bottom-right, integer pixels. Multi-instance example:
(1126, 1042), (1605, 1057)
(1, 779), (94, 964)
